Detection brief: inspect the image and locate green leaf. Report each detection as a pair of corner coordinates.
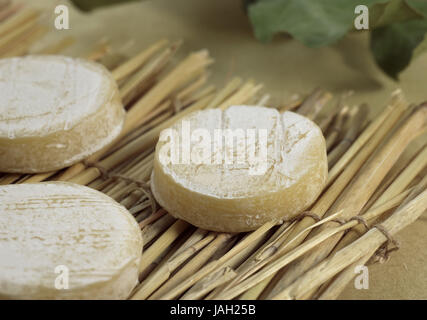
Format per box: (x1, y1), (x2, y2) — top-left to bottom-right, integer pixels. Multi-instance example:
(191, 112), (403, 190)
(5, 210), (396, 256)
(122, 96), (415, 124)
(371, 19), (427, 78)
(246, 0), (427, 78)
(247, 0), (388, 46)
(369, 0), (423, 28)
(70, 0), (140, 12)
(406, 0), (427, 17)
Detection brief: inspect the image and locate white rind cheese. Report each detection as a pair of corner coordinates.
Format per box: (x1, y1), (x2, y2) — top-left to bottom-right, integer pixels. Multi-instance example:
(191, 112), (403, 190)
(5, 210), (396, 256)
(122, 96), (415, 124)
(151, 105), (328, 232)
(0, 182), (143, 299)
(0, 55), (125, 173)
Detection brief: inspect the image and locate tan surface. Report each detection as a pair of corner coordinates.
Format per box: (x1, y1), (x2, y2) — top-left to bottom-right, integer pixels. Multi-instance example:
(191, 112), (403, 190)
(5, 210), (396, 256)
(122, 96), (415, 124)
(25, 0), (427, 299)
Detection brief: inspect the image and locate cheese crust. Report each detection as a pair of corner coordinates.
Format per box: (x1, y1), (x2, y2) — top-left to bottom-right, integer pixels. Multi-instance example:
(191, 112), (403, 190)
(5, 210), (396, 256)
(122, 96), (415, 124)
(0, 55), (125, 173)
(151, 106), (328, 232)
(0, 182), (142, 299)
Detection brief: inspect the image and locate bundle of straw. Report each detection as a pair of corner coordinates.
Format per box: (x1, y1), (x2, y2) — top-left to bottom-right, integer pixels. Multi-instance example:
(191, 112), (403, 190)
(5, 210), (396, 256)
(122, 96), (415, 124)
(0, 2), (426, 300)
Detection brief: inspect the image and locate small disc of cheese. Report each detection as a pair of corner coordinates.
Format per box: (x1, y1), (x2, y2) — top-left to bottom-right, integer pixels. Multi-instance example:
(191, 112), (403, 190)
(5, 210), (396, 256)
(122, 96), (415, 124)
(0, 55), (125, 173)
(151, 105), (328, 232)
(0, 182), (142, 299)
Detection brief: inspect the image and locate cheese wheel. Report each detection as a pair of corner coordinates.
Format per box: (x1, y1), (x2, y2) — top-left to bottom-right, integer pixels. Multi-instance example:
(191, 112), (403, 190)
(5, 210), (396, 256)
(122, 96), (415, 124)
(0, 182), (142, 299)
(151, 106), (328, 232)
(0, 55), (125, 173)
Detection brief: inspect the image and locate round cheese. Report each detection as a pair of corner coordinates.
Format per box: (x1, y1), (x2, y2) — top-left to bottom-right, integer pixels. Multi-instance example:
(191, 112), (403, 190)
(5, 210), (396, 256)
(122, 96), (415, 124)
(0, 182), (142, 299)
(0, 55), (125, 173)
(151, 106), (328, 232)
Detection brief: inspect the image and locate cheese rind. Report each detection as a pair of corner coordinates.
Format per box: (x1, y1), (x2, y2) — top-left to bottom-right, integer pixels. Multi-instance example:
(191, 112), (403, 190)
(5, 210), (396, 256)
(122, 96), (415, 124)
(0, 182), (142, 299)
(0, 55), (125, 173)
(151, 106), (328, 232)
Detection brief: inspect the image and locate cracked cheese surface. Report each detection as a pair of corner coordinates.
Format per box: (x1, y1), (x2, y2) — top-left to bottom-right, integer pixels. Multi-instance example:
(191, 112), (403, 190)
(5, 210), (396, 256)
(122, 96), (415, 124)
(0, 55), (125, 173)
(0, 182), (142, 299)
(151, 106), (328, 232)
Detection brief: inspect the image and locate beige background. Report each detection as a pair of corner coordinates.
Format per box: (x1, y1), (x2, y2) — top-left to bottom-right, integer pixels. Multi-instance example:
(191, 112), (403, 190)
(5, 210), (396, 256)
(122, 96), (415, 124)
(26, 0), (427, 299)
